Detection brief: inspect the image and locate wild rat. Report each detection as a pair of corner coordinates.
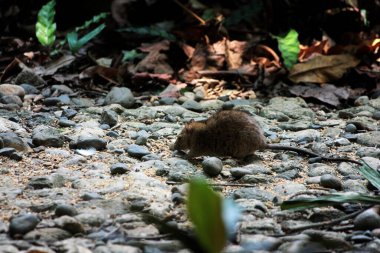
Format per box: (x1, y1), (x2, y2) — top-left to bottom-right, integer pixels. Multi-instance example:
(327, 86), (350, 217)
(173, 110), (362, 165)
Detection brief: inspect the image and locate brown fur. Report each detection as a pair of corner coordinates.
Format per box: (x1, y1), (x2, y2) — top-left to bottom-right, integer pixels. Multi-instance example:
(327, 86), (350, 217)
(173, 110), (362, 165)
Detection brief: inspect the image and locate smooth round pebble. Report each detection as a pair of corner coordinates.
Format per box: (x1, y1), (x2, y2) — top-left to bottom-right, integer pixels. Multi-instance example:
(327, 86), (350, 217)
(55, 204), (78, 217)
(373, 111), (380, 120)
(126, 144), (150, 158)
(9, 214), (40, 236)
(81, 192), (103, 201)
(345, 123), (357, 133)
(354, 207), (380, 230)
(320, 174), (342, 190)
(62, 108), (77, 119)
(135, 136), (147, 145)
(110, 163), (130, 175)
(202, 157), (223, 177)
(58, 118), (76, 127)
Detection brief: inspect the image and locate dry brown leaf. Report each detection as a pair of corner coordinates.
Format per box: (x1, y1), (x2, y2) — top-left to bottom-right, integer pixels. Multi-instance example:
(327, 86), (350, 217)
(289, 83), (350, 107)
(288, 54), (360, 83)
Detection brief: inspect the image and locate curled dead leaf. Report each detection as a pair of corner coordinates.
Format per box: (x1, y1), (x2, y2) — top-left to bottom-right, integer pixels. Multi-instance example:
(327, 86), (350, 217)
(289, 54), (360, 83)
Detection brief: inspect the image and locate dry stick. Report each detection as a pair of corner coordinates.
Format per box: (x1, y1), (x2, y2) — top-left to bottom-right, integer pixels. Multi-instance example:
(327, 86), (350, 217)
(167, 181), (256, 187)
(286, 209), (365, 233)
(172, 0), (206, 25)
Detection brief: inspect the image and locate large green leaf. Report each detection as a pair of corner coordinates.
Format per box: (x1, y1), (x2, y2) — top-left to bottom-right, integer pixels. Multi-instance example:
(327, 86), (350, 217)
(188, 179), (227, 253)
(281, 192), (380, 211)
(275, 29), (300, 69)
(35, 0), (56, 47)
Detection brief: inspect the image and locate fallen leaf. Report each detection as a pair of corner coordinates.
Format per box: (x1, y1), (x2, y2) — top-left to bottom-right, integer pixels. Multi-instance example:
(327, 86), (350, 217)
(43, 54), (76, 76)
(288, 54), (360, 83)
(289, 83), (350, 107)
(79, 66), (120, 85)
(135, 40), (173, 74)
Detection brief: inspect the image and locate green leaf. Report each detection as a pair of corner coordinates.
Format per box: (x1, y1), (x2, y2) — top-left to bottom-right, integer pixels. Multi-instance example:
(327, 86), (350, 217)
(358, 160), (380, 190)
(188, 179), (227, 253)
(67, 23), (106, 53)
(122, 49), (145, 62)
(118, 22), (176, 41)
(74, 12), (108, 32)
(281, 192), (380, 211)
(275, 29), (300, 69)
(35, 0), (56, 47)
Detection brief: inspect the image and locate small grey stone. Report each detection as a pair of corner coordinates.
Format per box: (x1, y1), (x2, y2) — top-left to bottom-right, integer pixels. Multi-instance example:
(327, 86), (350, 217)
(74, 136), (107, 150)
(58, 118), (76, 127)
(58, 94), (71, 105)
(0, 84), (25, 98)
(0, 95), (23, 105)
(373, 111), (380, 120)
(233, 188), (277, 202)
(159, 97), (176, 105)
(357, 147), (380, 158)
(0, 245), (19, 253)
(194, 86), (206, 101)
(126, 144), (150, 158)
(94, 244), (142, 253)
(141, 153), (161, 161)
(9, 214), (40, 236)
(100, 124), (110, 130)
(357, 131), (380, 147)
(14, 70), (46, 86)
(106, 131), (119, 138)
(51, 84), (74, 94)
(28, 176), (53, 189)
(274, 182), (306, 196)
(54, 215), (85, 234)
(181, 100), (202, 112)
(343, 180), (368, 193)
(43, 97), (62, 106)
(354, 96), (369, 106)
(62, 108), (78, 119)
(202, 157), (223, 177)
(110, 163), (130, 175)
(345, 123), (357, 133)
(20, 83), (39, 94)
(354, 207), (380, 230)
(100, 109), (118, 127)
(240, 234), (281, 251)
(23, 227), (71, 241)
(320, 174), (342, 190)
(308, 163), (336, 177)
(334, 138), (351, 146)
(81, 192), (103, 201)
(0, 147), (16, 157)
(0, 132), (30, 151)
(55, 204), (78, 217)
(104, 87), (135, 108)
(32, 125), (64, 147)
(171, 192), (185, 204)
(135, 136), (147, 145)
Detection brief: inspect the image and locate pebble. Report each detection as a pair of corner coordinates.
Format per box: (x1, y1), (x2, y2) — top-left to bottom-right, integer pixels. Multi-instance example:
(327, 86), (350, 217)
(181, 99), (203, 112)
(32, 125), (64, 147)
(202, 157), (223, 177)
(43, 97), (62, 106)
(55, 204), (78, 217)
(135, 136), (147, 145)
(110, 163), (130, 175)
(23, 227), (71, 241)
(320, 174), (342, 190)
(357, 131), (380, 147)
(9, 214), (40, 236)
(58, 118), (76, 127)
(54, 216), (85, 234)
(308, 163), (336, 177)
(373, 111), (380, 120)
(73, 136), (107, 150)
(354, 207), (380, 230)
(0, 95), (23, 105)
(51, 84), (74, 94)
(159, 97), (176, 105)
(81, 192), (103, 200)
(62, 108), (78, 119)
(28, 176), (53, 189)
(100, 109), (118, 127)
(104, 87), (135, 108)
(0, 84), (25, 98)
(0, 132), (30, 151)
(0, 147), (16, 158)
(126, 144), (150, 158)
(20, 83), (39, 94)
(345, 123), (357, 133)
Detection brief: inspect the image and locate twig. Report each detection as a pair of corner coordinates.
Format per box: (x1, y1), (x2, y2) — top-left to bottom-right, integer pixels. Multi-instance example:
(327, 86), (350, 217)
(286, 209), (365, 233)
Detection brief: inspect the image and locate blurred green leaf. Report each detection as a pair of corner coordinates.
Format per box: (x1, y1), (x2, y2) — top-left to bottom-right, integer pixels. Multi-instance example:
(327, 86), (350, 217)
(35, 0), (56, 47)
(122, 49), (145, 62)
(188, 179), (227, 253)
(74, 12), (108, 32)
(118, 22), (176, 41)
(281, 192), (380, 211)
(358, 160), (380, 190)
(67, 23), (106, 53)
(224, 0), (263, 26)
(276, 29), (300, 69)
